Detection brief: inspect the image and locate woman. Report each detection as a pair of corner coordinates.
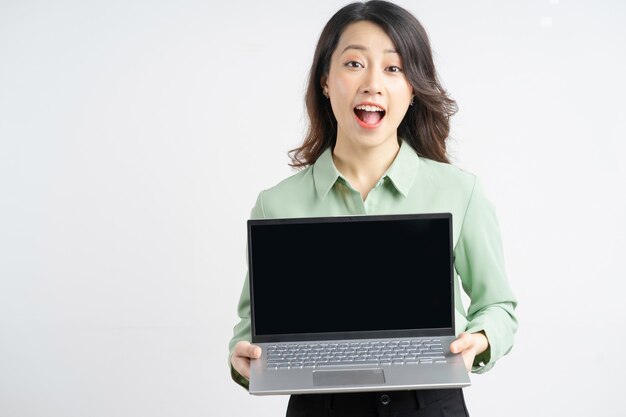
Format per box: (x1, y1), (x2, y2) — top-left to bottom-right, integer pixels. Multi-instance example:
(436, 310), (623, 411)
(228, 1), (518, 416)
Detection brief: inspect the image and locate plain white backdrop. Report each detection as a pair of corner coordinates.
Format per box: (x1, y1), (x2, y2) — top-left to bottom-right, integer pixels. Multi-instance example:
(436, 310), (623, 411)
(1, 0), (625, 416)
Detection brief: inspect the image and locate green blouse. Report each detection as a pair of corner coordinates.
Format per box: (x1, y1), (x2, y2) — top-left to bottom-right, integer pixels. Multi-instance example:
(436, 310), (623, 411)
(228, 141), (518, 389)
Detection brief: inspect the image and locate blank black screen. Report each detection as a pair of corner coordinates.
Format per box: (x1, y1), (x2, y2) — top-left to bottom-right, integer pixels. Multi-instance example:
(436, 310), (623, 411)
(249, 216), (452, 336)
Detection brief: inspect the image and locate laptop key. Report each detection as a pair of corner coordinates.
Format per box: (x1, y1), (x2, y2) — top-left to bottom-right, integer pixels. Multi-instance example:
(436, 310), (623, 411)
(318, 362), (346, 367)
(317, 360), (378, 367)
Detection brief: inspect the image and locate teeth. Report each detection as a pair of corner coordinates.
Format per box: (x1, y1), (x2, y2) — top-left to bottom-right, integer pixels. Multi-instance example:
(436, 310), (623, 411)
(355, 104), (384, 112)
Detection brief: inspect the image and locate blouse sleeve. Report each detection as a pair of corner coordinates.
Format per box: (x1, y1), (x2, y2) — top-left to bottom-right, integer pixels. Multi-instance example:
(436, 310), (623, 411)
(454, 177), (518, 373)
(227, 192), (266, 390)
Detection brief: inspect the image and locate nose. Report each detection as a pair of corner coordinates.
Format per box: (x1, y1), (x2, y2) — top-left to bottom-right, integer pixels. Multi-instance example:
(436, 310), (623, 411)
(360, 68), (383, 95)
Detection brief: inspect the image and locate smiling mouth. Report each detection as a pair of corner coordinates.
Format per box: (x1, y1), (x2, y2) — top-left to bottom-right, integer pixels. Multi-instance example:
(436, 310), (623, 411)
(354, 104), (386, 127)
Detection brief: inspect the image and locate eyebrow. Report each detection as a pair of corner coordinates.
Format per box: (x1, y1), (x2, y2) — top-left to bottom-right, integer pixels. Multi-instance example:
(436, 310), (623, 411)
(340, 44), (398, 54)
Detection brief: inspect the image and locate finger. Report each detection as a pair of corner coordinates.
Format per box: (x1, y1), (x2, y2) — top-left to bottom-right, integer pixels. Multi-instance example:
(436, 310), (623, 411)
(234, 341), (262, 359)
(450, 339), (463, 353)
(250, 344), (262, 358)
(450, 333), (472, 353)
(234, 341), (251, 357)
(232, 355), (251, 379)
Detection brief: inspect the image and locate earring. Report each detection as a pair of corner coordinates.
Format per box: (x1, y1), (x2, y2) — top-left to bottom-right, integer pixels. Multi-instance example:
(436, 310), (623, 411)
(323, 89), (329, 99)
(409, 96), (415, 106)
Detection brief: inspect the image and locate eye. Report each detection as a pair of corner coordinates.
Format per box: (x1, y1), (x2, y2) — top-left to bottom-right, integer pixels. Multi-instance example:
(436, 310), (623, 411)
(386, 65), (403, 73)
(344, 61), (364, 69)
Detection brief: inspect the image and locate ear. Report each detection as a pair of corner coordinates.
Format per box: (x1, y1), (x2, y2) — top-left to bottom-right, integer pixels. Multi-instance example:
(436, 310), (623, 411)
(320, 75), (328, 92)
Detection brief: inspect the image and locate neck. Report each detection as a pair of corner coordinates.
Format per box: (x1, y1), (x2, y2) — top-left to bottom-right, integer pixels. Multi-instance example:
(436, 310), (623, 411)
(332, 135), (400, 200)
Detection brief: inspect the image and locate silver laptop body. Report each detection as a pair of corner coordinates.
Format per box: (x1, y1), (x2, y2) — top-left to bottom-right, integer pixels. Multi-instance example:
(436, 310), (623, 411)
(247, 213), (470, 395)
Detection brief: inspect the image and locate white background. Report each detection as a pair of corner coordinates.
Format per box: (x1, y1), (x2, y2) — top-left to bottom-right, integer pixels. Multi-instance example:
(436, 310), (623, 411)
(1, 0), (625, 416)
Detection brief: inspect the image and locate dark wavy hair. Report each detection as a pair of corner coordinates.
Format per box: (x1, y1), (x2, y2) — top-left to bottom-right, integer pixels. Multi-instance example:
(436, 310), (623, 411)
(289, 0), (457, 168)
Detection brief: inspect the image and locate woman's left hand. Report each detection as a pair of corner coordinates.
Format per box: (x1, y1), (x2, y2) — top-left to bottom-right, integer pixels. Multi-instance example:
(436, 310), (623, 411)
(449, 331), (489, 372)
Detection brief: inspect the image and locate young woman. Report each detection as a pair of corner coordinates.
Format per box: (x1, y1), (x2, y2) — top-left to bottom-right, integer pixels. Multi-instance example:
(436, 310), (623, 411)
(229, 1), (518, 416)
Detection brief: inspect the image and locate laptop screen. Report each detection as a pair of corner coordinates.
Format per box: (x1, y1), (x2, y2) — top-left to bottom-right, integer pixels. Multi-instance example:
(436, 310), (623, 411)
(248, 214), (454, 342)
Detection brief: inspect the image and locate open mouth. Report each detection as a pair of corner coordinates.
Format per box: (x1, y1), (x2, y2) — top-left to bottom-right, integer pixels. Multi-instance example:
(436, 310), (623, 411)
(354, 104), (386, 128)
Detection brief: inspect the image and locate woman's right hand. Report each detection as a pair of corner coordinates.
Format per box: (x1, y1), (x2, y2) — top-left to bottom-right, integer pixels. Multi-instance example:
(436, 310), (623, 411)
(231, 341), (262, 380)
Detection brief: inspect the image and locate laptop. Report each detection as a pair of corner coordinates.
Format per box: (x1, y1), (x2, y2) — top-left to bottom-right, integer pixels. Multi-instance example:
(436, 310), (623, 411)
(247, 213), (470, 395)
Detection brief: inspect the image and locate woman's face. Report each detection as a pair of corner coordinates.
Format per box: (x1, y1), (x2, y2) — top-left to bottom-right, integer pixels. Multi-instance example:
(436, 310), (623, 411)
(324, 21), (413, 152)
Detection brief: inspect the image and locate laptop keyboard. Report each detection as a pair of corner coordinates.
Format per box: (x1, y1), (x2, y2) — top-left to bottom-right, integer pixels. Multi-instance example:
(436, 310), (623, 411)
(266, 339), (447, 369)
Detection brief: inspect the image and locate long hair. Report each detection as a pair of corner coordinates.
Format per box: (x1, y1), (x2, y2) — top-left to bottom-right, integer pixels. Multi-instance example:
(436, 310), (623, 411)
(289, 0), (457, 168)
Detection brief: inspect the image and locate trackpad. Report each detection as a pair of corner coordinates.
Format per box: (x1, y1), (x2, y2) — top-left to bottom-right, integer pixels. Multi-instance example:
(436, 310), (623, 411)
(313, 369), (385, 386)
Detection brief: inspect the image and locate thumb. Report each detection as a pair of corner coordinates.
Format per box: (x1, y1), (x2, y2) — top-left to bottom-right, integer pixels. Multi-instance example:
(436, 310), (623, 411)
(450, 333), (470, 353)
(249, 345), (262, 359)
